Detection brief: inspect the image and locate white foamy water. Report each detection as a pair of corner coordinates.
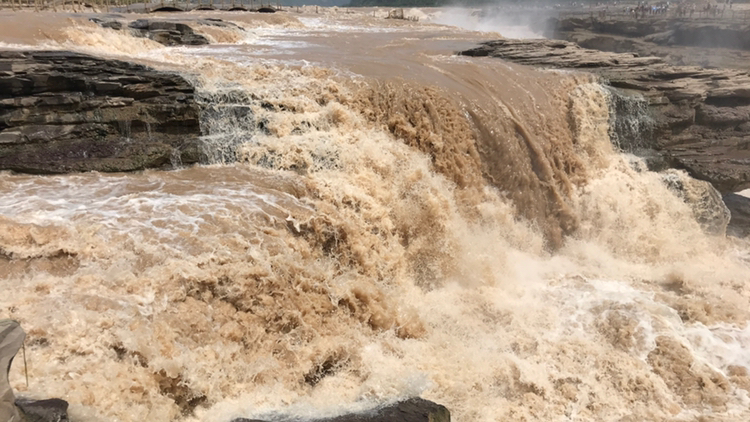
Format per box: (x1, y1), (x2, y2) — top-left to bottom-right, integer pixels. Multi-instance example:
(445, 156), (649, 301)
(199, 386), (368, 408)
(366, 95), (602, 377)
(426, 8), (544, 38)
(1, 8), (749, 422)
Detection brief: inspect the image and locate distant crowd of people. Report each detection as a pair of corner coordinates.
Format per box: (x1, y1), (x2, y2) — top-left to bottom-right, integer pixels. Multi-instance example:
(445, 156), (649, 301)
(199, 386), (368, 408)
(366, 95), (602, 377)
(631, 2), (670, 17)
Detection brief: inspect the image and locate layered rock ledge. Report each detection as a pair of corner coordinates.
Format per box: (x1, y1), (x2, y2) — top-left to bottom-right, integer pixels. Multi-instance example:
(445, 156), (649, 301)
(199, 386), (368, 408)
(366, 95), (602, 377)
(539, 15), (750, 69)
(546, 16), (750, 49)
(89, 17), (246, 46)
(0, 50), (202, 174)
(460, 39), (750, 195)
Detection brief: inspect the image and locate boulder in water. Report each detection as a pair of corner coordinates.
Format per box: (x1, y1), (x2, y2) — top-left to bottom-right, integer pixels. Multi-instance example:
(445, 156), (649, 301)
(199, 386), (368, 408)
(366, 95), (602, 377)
(1, 320), (70, 422)
(15, 398), (69, 422)
(89, 18), (123, 31)
(127, 20), (210, 46)
(723, 193), (750, 238)
(231, 398), (450, 422)
(198, 18), (246, 31)
(660, 170), (730, 236)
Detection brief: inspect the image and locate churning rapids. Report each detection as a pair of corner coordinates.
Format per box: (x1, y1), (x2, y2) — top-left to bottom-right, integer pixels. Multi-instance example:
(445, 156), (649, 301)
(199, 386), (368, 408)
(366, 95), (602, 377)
(1, 8), (750, 422)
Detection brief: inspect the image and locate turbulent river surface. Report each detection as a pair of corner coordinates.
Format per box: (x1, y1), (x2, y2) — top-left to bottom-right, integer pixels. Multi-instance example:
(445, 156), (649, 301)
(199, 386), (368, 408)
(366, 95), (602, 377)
(1, 7), (750, 422)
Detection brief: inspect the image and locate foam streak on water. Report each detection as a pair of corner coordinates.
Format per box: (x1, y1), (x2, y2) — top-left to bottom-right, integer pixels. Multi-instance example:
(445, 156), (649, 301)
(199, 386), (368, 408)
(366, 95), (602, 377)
(0, 9), (749, 422)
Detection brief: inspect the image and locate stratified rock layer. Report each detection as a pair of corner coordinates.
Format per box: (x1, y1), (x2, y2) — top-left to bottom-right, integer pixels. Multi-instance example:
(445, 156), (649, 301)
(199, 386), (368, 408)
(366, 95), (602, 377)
(16, 398), (70, 422)
(0, 50), (202, 174)
(128, 19), (210, 46)
(535, 15), (750, 70)
(460, 39), (750, 194)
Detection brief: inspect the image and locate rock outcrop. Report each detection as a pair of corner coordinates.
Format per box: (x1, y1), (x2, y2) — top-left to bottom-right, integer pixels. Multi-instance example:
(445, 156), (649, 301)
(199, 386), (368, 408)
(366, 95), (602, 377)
(539, 16), (750, 69)
(723, 193), (750, 238)
(460, 39), (750, 194)
(231, 398), (450, 422)
(0, 50), (203, 174)
(90, 17), (245, 47)
(660, 169), (730, 235)
(16, 398), (69, 422)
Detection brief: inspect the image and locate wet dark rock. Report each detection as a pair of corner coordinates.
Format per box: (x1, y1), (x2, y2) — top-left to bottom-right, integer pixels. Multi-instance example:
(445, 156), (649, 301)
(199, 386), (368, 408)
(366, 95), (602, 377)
(460, 39), (750, 194)
(0, 50), (202, 174)
(198, 18), (246, 31)
(127, 19), (209, 46)
(89, 17), (123, 30)
(660, 170), (730, 235)
(15, 398), (69, 422)
(231, 398), (449, 422)
(535, 15), (750, 70)
(319, 398), (449, 422)
(723, 193), (750, 238)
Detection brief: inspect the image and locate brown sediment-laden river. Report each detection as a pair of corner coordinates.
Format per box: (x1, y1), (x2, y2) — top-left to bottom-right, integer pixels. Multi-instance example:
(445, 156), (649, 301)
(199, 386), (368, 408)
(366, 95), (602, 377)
(1, 8), (750, 422)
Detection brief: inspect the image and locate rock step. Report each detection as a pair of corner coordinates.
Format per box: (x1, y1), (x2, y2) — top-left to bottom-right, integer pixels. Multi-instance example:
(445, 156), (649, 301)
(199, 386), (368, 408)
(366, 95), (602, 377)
(0, 50), (203, 174)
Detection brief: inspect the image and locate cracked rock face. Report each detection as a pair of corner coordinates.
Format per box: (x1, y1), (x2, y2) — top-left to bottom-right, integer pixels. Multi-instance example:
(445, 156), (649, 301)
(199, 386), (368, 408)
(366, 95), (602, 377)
(89, 18), (246, 47)
(723, 193), (750, 238)
(0, 50), (203, 174)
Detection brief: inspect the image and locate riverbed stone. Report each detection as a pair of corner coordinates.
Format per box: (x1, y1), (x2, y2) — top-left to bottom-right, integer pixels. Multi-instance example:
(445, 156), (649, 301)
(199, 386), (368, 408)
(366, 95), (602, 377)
(231, 398), (450, 422)
(16, 398), (69, 422)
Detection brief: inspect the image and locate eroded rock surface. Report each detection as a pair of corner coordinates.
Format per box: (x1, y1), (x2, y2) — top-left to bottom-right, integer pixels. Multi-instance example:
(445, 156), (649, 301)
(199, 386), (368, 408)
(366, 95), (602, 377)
(660, 169), (730, 236)
(546, 16), (750, 51)
(460, 39), (750, 194)
(231, 398), (450, 422)
(723, 193), (750, 238)
(0, 50), (202, 174)
(537, 16), (750, 69)
(90, 17), (245, 46)
(16, 398), (69, 422)
(128, 19), (210, 46)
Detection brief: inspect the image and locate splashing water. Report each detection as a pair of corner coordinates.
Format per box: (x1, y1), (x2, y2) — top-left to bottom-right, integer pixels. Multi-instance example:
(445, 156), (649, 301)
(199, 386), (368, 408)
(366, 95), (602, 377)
(1, 9), (749, 422)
